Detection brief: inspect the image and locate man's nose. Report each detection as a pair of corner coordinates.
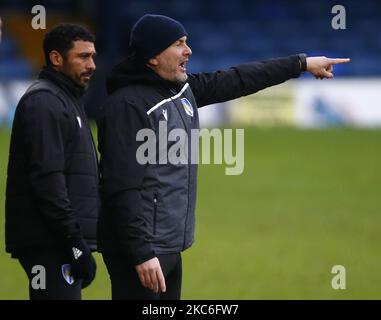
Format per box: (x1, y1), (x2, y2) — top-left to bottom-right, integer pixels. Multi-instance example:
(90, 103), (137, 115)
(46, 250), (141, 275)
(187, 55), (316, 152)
(88, 58), (96, 70)
(184, 44), (192, 56)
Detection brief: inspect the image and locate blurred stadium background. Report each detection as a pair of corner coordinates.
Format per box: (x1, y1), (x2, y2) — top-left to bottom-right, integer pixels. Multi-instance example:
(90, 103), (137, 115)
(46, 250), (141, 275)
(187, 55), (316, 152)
(0, 0), (380, 299)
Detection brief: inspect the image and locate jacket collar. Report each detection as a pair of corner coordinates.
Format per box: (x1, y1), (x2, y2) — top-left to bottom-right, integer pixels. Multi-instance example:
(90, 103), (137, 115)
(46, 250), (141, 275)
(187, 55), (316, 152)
(106, 54), (185, 95)
(38, 66), (85, 100)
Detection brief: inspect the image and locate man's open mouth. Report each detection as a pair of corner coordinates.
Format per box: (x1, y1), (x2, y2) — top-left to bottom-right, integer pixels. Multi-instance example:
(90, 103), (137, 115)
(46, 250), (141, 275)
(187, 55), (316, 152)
(179, 61), (187, 72)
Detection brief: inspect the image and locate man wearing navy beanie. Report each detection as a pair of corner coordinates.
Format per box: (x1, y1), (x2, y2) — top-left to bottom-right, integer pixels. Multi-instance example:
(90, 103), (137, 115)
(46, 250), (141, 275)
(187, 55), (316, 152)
(129, 14), (188, 63)
(97, 14), (350, 300)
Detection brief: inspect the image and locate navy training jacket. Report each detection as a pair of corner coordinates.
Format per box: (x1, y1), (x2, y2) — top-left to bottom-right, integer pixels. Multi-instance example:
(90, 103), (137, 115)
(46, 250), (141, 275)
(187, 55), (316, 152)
(97, 54), (303, 264)
(5, 67), (100, 254)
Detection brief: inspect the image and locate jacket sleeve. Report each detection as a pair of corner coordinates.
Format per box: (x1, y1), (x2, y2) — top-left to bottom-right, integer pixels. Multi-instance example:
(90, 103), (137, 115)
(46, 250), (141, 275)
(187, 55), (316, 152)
(97, 97), (155, 265)
(187, 54), (303, 107)
(21, 91), (81, 238)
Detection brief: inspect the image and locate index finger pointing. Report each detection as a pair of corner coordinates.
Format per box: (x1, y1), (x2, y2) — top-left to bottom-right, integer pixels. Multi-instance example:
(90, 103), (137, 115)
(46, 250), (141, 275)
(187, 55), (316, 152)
(329, 58), (351, 64)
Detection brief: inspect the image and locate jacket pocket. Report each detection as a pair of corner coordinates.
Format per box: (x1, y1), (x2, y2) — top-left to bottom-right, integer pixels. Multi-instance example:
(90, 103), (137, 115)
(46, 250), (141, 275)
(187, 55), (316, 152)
(153, 195), (158, 235)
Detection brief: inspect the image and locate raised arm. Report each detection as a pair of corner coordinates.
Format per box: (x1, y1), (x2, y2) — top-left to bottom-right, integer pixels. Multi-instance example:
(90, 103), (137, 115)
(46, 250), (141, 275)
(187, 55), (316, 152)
(187, 54), (350, 108)
(187, 54), (303, 107)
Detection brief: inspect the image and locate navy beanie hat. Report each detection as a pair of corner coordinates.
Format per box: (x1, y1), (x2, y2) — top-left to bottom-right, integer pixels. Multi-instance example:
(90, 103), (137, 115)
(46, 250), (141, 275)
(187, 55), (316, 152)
(129, 14), (188, 62)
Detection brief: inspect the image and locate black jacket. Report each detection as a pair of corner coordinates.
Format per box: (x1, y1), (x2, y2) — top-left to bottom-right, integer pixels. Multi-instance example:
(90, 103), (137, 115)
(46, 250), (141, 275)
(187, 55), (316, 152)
(5, 67), (100, 254)
(97, 55), (303, 265)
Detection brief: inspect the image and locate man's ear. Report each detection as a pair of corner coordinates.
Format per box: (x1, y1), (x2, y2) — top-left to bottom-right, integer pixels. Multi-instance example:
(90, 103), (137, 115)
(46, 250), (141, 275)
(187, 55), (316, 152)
(49, 50), (64, 67)
(147, 57), (159, 67)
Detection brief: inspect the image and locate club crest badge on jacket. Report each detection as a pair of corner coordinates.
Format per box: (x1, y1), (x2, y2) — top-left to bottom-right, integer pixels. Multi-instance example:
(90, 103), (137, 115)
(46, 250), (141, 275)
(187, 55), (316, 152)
(181, 98), (193, 117)
(61, 264), (75, 285)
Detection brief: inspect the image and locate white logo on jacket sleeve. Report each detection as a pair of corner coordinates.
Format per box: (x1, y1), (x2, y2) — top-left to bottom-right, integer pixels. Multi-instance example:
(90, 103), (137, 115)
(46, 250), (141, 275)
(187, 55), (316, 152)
(72, 247), (83, 260)
(181, 98), (193, 117)
(162, 109), (168, 121)
(76, 116), (82, 128)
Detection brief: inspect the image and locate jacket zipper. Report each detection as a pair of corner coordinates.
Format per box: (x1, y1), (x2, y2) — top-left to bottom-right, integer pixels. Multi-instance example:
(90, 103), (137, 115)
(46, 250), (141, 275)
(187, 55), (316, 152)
(182, 164), (191, 250)
(71, 100), (100, 182)
(153, 195), (158, 235)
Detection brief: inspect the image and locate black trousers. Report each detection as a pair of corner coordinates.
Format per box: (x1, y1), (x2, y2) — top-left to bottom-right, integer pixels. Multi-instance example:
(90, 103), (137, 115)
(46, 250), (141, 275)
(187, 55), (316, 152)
(102, 253), (182, 300)
(17, 249), (82, 300)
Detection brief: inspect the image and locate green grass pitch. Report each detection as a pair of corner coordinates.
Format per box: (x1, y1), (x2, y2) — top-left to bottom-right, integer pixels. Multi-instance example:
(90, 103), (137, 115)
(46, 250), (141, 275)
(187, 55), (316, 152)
(0, 126), (380, 299)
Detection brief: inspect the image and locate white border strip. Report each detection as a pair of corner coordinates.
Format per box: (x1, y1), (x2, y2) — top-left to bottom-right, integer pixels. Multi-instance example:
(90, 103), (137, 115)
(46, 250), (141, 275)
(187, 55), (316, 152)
(146, 83), (189, 115)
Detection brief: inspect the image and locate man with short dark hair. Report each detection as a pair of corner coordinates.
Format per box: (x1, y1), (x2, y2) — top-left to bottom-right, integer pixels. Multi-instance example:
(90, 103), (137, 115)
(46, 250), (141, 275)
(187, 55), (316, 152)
(97, 14), (350, 300)
(5, 23), (99, 300)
